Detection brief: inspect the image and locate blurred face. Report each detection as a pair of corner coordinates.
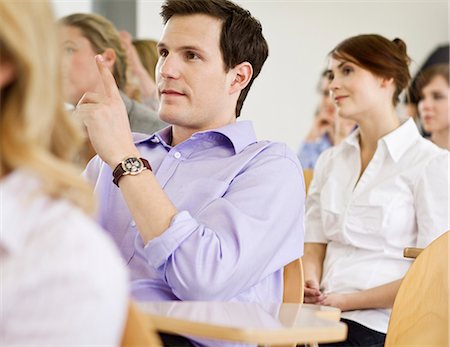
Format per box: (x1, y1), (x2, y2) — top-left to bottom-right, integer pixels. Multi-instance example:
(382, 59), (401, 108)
(418, 75), (449, 134)
(327, 57), (384, 121)
(317, 76), (336, 126)
(156, 14), (236, 133)
(61, 26), (102, 105)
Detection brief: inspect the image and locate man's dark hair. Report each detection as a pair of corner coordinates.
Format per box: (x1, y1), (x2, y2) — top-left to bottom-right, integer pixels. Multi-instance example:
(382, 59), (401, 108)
(161, 0), (269, 118)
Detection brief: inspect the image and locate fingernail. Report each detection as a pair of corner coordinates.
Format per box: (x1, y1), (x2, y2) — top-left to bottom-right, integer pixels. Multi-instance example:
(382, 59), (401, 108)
(95, 55), (104, 62)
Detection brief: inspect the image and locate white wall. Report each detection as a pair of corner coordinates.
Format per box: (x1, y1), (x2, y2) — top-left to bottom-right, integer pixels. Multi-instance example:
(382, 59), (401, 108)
(52, 0), (91, 18)
(55, 0), (449, 152)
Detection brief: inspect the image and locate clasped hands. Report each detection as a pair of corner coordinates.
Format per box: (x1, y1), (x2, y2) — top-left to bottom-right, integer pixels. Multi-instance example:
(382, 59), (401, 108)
(304, 279), (351, 312)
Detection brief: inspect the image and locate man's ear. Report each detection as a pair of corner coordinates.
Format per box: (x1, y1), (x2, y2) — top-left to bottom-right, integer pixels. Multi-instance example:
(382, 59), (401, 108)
(229, 62), (253, 95)
(0, 59), (16, 89)
(101, 48), (116, 71)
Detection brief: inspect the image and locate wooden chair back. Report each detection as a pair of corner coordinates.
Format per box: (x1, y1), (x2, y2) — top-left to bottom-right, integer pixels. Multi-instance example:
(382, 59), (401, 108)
(283, 258), (304, 303)
(121, 301), (163, 347)
(385, 231), (449, 347)
(303, 169), (314, 195)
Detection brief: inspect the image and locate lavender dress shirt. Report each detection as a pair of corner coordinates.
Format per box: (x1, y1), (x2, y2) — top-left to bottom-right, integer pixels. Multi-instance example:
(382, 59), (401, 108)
(84, 120), (305, 304)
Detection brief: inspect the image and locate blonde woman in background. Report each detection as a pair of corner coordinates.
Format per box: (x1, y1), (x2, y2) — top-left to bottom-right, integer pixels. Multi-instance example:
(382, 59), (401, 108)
(416, 64), (450, 150)
(120, 31), (160, 111)
(0, 1), (128, 345)
(60, 13), (165, 166)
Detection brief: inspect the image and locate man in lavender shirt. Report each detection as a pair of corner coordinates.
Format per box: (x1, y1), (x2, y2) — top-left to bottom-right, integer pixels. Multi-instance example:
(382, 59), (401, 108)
(79, 0), (304, 343)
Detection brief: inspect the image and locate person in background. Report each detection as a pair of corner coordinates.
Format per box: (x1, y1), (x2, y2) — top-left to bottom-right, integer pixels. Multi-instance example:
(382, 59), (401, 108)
(78, 0), (305, 345)
(120, 31), (160, 111)
(416, 64), (449, 151)
(402, 43), (449, 132)
(0, 1), (128, 345)
(60, 13), (165, 164)
(304, 34), (449, 347)
(298, 70), (355, 169)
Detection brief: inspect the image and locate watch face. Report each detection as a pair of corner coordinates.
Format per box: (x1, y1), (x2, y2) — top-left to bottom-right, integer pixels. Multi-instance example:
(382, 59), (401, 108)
(122, 157), (143, 174)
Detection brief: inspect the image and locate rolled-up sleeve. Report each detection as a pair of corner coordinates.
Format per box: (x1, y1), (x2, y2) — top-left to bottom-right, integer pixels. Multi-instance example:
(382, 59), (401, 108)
(142, 147), (305, 301)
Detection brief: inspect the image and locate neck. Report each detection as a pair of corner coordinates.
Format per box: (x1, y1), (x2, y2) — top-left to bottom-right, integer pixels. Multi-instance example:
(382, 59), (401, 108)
(358, 107), (400, 151)
(431, 128), (450, 150)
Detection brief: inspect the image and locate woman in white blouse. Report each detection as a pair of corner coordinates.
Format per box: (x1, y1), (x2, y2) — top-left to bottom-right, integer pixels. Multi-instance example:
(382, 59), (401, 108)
(303, 34), (449, 347)
(416, 64), (450, 151)
(0, 2), (129, 345)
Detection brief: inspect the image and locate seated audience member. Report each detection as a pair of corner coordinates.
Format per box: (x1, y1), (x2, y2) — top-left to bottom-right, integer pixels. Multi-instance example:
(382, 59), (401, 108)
(78, 0), (305, 345)
(298, 71), (355, 169)
(304, 34), (449, 347)
(120, 31), (159, 111)
(60, 13), (165, 164)
(416, 64), (449, 150)
(403, 44), (449, 131)
(0, 1), (128, 345)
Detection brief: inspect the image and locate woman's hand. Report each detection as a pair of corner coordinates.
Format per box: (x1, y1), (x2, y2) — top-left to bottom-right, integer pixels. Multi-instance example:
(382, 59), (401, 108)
(304, 279), (326, 304)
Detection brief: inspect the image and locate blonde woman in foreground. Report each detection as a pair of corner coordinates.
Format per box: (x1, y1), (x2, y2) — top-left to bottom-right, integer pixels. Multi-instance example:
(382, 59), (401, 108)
(0, 1), (128, 345)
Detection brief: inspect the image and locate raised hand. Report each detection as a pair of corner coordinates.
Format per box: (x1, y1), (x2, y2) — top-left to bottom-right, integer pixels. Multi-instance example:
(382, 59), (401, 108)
(74, 55), (139, 168)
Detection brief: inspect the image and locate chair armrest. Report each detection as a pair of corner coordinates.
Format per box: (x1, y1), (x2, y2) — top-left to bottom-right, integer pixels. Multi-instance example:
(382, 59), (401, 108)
(403, 247), (423, 259)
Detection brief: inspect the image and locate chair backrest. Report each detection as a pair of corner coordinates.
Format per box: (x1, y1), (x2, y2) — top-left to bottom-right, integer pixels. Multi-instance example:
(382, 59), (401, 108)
(121, 301), (163, 347)
(303, 169), (314, 195)
(283, 258), (304, 303)
(385, 231), (449, 347)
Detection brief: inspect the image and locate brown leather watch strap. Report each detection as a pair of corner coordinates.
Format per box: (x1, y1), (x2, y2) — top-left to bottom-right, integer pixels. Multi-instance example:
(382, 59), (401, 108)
(112, 157), (152, 187)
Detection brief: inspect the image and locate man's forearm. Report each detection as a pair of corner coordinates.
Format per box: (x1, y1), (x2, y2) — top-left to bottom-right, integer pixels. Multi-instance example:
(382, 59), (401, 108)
(119, 168), (178, 244)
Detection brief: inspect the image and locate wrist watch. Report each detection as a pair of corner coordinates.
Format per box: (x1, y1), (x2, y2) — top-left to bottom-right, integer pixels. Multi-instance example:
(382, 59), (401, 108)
(112, 156), (152, 187)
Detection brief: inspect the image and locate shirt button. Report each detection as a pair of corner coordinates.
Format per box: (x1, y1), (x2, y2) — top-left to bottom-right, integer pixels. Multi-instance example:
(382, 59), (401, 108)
(151, 137), (160, 143)
(174, 152), (181, 159)
(130, 220), (136, 227)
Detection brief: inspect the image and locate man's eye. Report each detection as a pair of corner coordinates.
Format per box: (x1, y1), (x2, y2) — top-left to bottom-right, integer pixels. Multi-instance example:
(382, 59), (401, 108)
(64, 47), (75, 54)
(186, 51), (199, 60)
(159, 49), (168, 57)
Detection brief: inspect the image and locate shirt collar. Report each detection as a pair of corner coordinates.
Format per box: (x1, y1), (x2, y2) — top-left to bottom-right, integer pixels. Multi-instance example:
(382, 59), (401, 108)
(344, 127), (361, 148)
(135, 121), (257, 154)
(381, 118), (421, 162)
(343, 118), (421, 162)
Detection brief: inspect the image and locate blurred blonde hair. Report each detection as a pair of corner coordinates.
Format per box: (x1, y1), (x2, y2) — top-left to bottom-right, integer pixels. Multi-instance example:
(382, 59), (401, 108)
(132, 39), (158, 81)
(60, 13), (127, 90)
(0, 1), (94, 213)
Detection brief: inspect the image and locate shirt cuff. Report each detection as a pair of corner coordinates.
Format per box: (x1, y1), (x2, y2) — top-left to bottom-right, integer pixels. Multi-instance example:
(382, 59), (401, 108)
(143, 210), (198, 269)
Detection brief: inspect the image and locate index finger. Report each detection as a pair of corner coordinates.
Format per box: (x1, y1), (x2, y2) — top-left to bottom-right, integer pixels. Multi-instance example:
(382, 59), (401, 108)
(95, 55), (121, 99)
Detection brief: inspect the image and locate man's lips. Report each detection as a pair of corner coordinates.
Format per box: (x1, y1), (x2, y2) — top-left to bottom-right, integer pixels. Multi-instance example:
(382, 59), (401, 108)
(160, 89), (186, 96)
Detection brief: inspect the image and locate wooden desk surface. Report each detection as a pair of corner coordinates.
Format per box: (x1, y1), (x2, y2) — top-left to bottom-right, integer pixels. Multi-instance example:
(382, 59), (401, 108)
(137, 301), (347, 345)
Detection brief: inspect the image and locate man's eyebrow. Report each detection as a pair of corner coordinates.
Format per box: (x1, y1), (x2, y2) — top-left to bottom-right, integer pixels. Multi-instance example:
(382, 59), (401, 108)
(157, 42), (206, 54)
(63, 40), (77, 45)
